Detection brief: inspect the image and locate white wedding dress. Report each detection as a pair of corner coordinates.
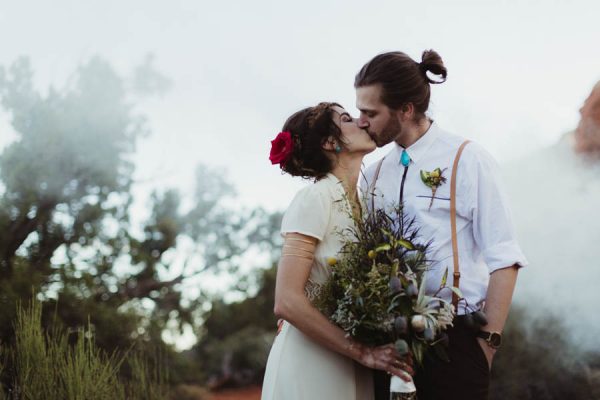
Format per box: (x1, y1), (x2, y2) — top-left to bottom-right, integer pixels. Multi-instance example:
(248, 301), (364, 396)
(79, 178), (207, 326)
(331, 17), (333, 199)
(261, 173), (374, 400)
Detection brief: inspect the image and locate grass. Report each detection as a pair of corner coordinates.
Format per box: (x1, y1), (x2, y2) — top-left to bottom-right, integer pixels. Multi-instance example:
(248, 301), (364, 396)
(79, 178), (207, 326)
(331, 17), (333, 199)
(0, 298), (170, 400)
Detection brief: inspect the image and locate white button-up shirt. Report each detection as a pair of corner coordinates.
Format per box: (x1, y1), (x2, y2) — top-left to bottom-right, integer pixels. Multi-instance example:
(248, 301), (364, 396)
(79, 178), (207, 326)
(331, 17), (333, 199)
(362, 122), (528, 314)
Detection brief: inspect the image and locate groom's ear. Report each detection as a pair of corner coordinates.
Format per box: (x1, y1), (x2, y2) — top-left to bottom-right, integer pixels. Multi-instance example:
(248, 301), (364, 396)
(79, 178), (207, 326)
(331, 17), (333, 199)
(399, 103), (415, 121)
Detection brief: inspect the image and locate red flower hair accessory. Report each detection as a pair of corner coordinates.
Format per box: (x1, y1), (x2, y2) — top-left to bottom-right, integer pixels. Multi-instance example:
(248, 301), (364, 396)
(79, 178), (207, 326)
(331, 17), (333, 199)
(269, 131), (294, 165)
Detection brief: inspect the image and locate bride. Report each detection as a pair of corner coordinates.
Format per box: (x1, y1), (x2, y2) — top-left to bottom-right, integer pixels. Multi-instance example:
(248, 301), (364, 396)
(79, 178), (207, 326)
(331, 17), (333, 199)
(261, 102), (411, 400)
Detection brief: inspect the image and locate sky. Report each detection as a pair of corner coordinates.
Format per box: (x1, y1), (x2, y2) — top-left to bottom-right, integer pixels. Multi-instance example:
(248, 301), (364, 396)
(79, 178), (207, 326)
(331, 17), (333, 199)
(1, 0), (599, 349)
(1, 0), (599, 214)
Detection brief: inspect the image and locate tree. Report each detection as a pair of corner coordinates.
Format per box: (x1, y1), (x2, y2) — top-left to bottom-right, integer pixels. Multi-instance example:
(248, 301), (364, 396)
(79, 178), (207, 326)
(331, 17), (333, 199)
(0, 56), (282, 389)
(194, 264), (279, 388)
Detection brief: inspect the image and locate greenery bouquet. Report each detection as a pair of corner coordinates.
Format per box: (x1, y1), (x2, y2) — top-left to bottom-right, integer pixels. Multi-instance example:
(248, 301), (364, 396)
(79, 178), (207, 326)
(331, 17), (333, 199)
(316, 205), (459, 399)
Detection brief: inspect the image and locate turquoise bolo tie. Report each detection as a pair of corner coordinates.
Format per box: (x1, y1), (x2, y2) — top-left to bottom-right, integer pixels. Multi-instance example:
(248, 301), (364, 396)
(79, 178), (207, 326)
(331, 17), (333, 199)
(399, 149), (410, 208)
(400, 149), (411, 167)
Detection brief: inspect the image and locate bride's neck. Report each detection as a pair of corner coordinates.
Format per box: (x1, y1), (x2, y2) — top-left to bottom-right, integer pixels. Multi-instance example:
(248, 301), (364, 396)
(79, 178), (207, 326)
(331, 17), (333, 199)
(330, 157), (363, 201)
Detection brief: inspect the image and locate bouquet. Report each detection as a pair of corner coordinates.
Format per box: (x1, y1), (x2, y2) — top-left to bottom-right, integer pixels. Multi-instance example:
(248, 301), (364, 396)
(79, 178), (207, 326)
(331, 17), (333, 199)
(316, 205), (460, 399)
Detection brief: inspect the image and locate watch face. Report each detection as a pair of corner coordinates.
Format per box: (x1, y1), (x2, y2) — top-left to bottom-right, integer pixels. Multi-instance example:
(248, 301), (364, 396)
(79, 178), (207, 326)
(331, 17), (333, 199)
(489, 332), (502, 348)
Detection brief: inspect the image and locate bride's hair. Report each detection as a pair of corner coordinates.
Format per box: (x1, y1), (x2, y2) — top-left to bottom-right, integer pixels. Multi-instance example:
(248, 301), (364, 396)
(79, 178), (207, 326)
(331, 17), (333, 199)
(354, 49), (447, 120)
(280, 102), (342, 180)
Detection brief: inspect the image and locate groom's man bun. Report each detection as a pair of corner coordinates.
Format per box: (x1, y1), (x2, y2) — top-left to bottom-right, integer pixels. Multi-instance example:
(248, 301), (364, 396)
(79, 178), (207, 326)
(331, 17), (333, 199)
(354, 49), (447, 119)
(280, 102), (343, 181)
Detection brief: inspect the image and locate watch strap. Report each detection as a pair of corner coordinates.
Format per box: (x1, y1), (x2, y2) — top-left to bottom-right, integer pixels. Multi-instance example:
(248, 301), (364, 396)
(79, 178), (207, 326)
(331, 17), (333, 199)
(477, 330), (502, 349)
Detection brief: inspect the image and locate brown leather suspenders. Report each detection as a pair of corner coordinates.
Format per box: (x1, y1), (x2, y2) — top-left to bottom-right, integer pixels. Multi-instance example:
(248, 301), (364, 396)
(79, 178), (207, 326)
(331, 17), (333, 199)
(368, 139), (471, 311)
(450, 140), (470, 310)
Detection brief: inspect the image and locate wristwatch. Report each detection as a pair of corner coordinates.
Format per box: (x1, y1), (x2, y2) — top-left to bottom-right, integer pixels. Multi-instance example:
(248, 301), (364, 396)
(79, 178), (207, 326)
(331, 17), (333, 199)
(476, 331), (502, 349)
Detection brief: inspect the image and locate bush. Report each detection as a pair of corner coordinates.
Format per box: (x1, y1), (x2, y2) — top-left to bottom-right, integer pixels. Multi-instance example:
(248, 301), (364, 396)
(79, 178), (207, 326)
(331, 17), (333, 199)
(0, 299), (170, 400)
(491, 306), (600, 399)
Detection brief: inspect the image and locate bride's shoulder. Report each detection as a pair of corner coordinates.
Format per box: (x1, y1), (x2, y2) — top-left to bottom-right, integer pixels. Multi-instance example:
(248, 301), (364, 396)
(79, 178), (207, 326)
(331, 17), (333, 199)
(289, 176), (334, 206)
(281, 178), (335, 240)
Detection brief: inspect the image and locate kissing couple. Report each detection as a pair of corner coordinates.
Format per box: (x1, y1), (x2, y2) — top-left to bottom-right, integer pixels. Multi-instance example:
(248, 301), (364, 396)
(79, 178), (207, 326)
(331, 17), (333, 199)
(262, 49), (527, 400)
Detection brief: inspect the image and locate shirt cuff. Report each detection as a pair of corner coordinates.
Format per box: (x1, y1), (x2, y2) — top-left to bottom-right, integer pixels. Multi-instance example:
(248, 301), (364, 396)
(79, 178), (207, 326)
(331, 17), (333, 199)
(482, 241), (529, 274)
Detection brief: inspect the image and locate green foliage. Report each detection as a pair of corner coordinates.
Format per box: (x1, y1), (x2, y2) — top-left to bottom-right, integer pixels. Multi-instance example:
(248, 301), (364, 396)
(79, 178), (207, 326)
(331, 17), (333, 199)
(0, 55), (282, 390)
(200, 326), (274, 388)
(0, 298), (168, 400)
(315, 204), (454, 368)
(125, 350), (169, 400)
(195, 266), (278, 388)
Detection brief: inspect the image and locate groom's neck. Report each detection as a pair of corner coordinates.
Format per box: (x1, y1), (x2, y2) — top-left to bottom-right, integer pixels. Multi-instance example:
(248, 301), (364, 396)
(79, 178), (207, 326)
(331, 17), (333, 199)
(395, 118), (432, 148)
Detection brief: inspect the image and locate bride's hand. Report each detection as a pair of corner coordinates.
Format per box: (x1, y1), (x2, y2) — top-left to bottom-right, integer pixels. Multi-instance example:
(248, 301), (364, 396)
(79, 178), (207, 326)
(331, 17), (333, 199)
(357, 343), (414, 381)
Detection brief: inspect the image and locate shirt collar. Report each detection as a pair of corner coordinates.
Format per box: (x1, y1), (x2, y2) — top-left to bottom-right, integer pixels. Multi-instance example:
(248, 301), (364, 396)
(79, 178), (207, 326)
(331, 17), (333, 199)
(394, 121), (441, 166)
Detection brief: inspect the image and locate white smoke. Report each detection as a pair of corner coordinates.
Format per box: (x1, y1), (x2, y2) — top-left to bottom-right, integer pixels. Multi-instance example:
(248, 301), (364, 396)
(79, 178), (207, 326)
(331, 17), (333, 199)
(503, 132), (600, 352)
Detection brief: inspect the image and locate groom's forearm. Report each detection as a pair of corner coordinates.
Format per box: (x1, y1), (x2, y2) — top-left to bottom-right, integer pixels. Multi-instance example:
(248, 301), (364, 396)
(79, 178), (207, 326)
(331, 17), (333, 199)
(483, 265), (519, 333)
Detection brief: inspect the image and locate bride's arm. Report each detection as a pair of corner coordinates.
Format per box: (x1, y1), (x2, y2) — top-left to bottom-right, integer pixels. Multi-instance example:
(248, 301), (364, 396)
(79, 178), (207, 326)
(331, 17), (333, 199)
(273, 232), (411, 379)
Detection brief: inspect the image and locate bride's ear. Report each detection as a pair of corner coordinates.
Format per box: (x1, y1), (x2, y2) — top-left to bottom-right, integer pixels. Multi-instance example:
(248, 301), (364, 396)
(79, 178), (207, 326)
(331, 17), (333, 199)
(322, 137), (337, 152)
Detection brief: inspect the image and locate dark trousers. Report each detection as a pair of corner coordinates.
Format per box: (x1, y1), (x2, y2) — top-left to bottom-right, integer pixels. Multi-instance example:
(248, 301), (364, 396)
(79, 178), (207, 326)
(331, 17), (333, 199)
(413, 316), (490, 400)
(373, 369), (391, 400)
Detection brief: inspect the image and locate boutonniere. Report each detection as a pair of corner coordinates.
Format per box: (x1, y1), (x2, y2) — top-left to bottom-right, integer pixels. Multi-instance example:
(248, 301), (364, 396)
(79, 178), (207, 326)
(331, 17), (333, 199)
(420, 168), (447, 210)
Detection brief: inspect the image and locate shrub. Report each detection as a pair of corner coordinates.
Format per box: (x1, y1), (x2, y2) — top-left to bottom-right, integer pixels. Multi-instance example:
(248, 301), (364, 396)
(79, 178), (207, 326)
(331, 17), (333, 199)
(0, 299), (170, 400)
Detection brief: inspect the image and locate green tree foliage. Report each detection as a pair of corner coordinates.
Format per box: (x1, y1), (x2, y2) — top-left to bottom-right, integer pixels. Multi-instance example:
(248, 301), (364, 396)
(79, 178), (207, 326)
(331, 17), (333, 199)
(194, 265), (278, 388)
(0, 56), (281, 392)
(0, 55), (151, 357)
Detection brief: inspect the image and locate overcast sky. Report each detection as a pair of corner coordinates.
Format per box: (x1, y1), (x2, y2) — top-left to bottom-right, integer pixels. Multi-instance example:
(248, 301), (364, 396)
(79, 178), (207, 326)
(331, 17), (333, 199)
(1, 0), (599, 214)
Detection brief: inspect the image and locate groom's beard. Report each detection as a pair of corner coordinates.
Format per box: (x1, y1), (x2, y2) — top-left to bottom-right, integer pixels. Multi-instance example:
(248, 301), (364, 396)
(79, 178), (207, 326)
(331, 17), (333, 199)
(374, 117), (402, 147)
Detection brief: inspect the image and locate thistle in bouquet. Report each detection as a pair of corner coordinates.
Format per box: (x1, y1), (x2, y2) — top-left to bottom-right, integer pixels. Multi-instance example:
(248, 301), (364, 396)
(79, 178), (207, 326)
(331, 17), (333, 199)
(316, 204), (461, 398)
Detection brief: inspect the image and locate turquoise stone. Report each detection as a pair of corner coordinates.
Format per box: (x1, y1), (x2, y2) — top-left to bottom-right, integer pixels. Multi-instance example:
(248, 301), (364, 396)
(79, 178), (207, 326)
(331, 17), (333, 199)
(400, 150), (411, 167)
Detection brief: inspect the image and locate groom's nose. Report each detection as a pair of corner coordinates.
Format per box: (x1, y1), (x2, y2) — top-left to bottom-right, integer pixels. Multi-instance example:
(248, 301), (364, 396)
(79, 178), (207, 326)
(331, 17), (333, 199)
(357, 118), (370, 129)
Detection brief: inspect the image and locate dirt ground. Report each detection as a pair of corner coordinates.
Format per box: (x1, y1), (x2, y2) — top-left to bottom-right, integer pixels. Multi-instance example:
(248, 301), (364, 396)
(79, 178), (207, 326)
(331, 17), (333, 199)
(208, 386), (262, 400)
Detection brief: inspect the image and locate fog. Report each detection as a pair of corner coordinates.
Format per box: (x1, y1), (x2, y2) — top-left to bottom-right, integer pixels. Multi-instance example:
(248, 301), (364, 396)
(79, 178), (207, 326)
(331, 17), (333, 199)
(505, 133), (600, 351)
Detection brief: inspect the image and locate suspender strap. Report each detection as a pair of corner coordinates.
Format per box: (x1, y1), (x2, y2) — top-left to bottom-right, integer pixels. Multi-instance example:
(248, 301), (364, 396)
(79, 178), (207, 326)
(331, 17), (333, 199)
(368, 157), (385, 211)
(369, 157), (385, 194)
(451, 140), (470, 310)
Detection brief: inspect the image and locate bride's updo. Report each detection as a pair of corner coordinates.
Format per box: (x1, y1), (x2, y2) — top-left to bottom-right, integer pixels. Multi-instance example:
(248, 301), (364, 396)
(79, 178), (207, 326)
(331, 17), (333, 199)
(271, 102), (343, 180)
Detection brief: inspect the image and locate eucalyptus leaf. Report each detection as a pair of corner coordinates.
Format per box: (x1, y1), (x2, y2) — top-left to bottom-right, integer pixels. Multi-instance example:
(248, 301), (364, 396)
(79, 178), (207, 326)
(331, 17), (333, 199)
(397, 239), (415, 250)
(449, 286), (464, 299)
(375, 244), (392, 252)
(420, 170), (430, 184)
(441, 267), (448, 287)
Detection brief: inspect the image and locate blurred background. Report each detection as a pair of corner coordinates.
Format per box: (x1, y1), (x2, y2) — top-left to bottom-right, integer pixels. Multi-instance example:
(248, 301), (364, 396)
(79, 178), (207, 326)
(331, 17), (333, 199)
(0, 1), (599, 399)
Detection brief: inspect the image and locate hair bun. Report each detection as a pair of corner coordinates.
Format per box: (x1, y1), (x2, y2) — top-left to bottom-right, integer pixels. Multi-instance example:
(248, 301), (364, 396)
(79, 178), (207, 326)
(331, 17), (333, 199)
(420, 49), (447, 84)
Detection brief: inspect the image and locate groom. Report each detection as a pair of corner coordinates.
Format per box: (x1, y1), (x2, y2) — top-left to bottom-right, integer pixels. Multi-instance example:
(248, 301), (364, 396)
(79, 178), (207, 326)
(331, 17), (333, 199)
(356, 50), (528, 400)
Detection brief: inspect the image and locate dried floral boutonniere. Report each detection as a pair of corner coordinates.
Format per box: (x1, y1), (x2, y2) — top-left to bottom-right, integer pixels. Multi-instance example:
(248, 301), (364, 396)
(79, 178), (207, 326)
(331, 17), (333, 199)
(420, 168), (447, 210)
